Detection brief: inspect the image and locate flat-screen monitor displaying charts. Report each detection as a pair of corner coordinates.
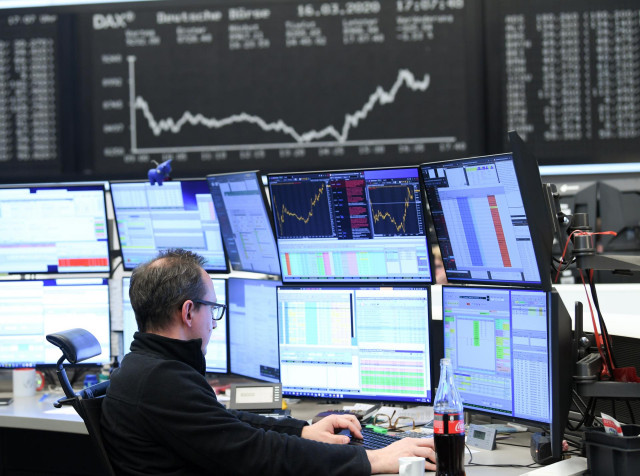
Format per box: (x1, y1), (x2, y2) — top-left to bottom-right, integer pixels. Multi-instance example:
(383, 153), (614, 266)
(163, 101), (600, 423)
(110, 179), (227, 272)
(268, 167), (432, 283)
(0, 183), (110, 274)
(207, 172), (280, 276)
(0, 278), (111, 367)
(277, 285), (432, 403)
(228, 278), (281, 382)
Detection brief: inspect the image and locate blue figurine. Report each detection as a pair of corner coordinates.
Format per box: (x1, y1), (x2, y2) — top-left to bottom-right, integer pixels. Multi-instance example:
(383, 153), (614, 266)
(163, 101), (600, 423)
(148, 159), (172, 186)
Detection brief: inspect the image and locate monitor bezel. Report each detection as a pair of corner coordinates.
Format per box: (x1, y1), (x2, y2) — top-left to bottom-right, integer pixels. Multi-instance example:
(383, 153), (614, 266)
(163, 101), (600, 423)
(420, 136), (552, 290)
(0, 182), (111, 275)
(227, 276), (282, 383)
(206, 171), (281, 277)
(276, 283), (434, 405)
(109, 178), (229, 273)
(266, 165), (434, 284)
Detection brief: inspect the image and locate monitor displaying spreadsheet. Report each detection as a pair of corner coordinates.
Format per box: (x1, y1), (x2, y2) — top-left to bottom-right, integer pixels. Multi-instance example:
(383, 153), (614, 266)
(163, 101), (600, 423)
(268, 167), (432, 282)
(277, 285), (432, 403)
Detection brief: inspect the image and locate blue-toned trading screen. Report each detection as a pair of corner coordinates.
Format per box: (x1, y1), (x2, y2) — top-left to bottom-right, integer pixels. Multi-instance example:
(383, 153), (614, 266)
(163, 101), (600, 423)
(110, 180), (227, 271)
(277, 286), (432, 403)
(123, 276), (228, 373)
(268, 168), (432, 282)
(228, 278), (281, 383)
(207, 172), (281, 276)
(0, 278), (111, 368)
(421, 154), (542, 286)
(0, 184), (109, 274)
(442, 286), (550, 424)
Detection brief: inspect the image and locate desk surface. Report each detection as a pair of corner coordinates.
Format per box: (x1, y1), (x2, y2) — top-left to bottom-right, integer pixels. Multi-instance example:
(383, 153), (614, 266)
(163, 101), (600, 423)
(289, 400), (543, 476)
(0, 394), (581, 475)
(0, 392), (86, 434)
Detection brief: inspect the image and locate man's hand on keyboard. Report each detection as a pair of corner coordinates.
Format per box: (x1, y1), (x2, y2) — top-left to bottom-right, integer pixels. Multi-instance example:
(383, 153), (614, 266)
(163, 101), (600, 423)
(366, 437), (436, 474)
(301, 413), (363, 444)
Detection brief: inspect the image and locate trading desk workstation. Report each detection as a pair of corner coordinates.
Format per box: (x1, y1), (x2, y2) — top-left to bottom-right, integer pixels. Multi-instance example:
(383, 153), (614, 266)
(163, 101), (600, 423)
(2, 0), (640, 475)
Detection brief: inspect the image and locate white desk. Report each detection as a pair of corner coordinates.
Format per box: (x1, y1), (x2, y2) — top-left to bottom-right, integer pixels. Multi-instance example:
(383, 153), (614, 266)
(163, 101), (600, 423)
(0, 394), (583, 476)
(0, 393), (98, 476)
(289, 400), (550, 476)
(0, 393), (86, 434)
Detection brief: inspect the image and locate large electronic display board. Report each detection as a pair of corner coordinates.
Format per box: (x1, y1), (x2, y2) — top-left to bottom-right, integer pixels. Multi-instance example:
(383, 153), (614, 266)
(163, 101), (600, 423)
(82, 0), (484, 175)
(485, 0), (640, 165)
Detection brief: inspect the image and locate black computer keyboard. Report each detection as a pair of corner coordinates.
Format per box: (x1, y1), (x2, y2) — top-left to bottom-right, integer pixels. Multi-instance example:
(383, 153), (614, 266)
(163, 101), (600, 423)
(338, 426), (433, 450)
(347, 427), (402, 449)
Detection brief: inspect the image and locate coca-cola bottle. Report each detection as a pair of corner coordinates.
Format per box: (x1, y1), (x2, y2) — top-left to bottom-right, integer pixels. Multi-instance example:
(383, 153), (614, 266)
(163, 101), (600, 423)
(433, 358), (466, 476)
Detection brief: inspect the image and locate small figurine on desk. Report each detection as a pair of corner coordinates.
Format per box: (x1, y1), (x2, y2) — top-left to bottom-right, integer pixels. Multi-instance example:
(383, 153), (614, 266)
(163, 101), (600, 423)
(148, 158), (172, 185)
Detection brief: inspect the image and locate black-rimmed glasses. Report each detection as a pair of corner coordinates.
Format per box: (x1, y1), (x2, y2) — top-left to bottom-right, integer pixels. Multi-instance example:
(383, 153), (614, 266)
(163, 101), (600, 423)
(193, 299), (226, 321)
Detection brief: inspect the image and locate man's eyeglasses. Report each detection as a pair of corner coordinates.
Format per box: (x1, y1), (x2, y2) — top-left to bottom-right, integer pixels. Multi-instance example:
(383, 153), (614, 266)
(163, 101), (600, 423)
(193, 300), (226, 321)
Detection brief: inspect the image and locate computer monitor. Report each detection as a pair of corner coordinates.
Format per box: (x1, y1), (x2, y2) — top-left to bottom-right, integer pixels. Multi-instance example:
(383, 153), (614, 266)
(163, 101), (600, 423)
(421, 133), (553, 290)
(122, 276), (228, 373)
(110, 179), (227, 272)
(267, 167), (432, 282)
(228, 278), (281, 383)
(207, 172), (281, 276)
(598, 180), (640, 253)
(276, 285), (432, 403)
(0, 278), (111, 368)
(442, 285), (571, 461)
(0, 183), (110, 274)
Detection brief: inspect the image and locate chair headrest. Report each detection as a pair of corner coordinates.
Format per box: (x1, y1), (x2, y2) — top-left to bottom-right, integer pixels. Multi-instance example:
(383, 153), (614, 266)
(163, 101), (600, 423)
(46, 328), (102, 364)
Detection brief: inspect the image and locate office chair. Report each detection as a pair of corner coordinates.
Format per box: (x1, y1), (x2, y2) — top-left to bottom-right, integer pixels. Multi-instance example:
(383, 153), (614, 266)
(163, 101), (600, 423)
(46, 328), (116, 476)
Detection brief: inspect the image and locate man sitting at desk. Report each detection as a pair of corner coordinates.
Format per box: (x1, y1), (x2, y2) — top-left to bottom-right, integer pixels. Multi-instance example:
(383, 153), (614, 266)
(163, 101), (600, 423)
(102, 248), (436, 475)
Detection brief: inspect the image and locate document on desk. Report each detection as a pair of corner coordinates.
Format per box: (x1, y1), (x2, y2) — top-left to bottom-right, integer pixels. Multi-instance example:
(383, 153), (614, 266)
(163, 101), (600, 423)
(44, 407), (78, 415)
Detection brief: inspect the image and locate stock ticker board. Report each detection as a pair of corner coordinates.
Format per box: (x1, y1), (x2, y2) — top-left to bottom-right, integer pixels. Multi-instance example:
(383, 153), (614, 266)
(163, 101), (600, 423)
(485, 0), (640, 164)
(0, 12), (67, 178)
(4, 0), (638, 180)
(84, 0), (484, 175)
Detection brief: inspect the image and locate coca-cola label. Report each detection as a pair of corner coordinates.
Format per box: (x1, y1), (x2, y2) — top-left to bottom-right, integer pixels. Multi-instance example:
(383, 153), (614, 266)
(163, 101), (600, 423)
(434, 412), (465, 435)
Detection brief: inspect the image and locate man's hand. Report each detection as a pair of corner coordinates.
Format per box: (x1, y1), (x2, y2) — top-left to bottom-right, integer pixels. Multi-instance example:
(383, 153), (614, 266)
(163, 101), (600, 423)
(366, 437), (436, 474)
(301, 413), (363, 444)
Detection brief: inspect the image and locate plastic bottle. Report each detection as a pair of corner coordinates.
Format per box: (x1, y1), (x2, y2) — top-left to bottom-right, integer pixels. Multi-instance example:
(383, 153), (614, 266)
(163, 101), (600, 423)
(98, 363), (110, 383)
(433, 358), (466, 476)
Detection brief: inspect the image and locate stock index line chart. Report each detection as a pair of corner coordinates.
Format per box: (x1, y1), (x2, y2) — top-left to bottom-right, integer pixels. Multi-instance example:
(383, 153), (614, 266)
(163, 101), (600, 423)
(88, 1), (483, 175)
(271, 181), (333, 238)
(369, 184), (420, 236)
(129, 56), (431, 147)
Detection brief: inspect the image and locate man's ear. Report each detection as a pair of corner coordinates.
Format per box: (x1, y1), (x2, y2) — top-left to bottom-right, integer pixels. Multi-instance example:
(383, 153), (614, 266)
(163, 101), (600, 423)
(181, 300), (195, 328)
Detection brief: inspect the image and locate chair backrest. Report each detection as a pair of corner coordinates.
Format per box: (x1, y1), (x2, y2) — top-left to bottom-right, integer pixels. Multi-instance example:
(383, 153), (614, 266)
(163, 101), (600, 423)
(46, 328), (116, 476)
(75, 396), (116, 476)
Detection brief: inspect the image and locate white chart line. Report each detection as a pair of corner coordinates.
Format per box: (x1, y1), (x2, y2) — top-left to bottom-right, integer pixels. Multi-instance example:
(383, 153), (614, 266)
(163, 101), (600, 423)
(127, 55), (445, 153)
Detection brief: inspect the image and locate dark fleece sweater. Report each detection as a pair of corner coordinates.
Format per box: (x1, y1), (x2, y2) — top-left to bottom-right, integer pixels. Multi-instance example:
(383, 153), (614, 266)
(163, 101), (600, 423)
(101, 332), (370, 476)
